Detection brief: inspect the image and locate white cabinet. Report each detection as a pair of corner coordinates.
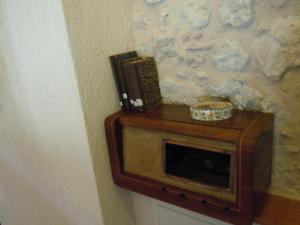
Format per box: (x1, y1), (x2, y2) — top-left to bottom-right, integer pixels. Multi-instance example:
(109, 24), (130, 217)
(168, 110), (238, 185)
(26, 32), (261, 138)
(132, 193), (234, 225)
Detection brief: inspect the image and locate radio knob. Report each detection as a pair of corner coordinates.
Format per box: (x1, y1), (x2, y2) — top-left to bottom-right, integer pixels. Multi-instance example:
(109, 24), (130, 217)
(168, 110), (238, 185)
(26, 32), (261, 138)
(203, 159), (214, 170)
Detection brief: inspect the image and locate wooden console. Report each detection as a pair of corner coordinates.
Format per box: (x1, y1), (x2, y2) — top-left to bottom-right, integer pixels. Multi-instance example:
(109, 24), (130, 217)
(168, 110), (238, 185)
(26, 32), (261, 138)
(105, 104), (273, 225)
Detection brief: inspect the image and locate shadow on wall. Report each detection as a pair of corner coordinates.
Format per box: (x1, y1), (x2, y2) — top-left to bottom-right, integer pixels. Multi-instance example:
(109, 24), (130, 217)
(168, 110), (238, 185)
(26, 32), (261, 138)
(0, 161), (71, 225)
(0, 51), (70, 225)
(61, 1), (137, 225)
(0, 2), (103, 222)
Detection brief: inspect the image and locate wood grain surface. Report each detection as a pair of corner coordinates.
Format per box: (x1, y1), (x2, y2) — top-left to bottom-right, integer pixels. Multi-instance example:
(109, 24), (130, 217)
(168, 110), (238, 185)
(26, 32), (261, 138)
(105, 104), (274, 225)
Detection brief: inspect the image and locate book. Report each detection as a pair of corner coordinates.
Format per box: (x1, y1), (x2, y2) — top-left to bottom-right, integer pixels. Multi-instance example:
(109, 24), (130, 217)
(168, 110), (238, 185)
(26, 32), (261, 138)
(122, 57), (162, 112)
(115, 56), (144, 111)
(109, 51), (138, 110)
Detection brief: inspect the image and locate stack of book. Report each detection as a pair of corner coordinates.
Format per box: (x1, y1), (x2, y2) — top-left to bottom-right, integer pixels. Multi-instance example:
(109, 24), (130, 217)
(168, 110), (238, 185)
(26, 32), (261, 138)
(109, 51), (162, 112)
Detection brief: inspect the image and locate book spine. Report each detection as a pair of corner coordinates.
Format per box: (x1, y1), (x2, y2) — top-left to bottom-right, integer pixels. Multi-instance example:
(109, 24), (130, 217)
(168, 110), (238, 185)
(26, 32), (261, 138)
(122, 62), (145, 112)
(109, 51), (137, 110)
(136, 58), (162, 110)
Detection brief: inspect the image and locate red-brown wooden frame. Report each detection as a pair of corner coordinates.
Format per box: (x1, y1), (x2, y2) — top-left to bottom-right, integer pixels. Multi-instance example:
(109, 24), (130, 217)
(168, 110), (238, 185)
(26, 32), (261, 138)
(105, 105), (273, 225)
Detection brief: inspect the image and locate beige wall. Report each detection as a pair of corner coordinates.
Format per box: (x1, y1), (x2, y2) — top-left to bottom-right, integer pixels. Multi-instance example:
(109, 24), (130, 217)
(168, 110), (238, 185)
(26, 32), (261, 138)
(0, 1), (103, 225)
(62, 1), (136, 225)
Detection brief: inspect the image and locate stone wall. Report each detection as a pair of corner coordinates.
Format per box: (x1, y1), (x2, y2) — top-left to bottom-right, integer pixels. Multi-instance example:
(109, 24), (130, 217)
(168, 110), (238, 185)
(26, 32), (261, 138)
(132, 0), (300, 200)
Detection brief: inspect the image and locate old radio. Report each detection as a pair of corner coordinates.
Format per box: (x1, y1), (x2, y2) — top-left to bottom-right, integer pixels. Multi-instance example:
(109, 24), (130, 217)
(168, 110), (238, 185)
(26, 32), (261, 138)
(105, 104), (273, 225)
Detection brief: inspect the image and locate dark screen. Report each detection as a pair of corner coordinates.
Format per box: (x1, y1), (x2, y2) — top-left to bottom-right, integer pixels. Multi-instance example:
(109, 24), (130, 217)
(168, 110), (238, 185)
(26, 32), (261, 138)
(165, 142), (231, 188)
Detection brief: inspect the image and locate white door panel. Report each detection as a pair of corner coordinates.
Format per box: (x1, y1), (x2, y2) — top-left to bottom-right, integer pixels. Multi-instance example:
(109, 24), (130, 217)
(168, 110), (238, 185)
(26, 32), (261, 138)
(132, 193), (158, 225)
(157, 205), (220, 225)
(132, 193), (260, 225)
(132, 193), (235, 225)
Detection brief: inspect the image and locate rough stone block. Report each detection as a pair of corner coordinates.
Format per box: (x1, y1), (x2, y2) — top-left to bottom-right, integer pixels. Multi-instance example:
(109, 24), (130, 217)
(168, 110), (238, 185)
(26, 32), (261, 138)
(134, 14), (148, 28)
(159, 9), (169, 32)
(268, 0), (290, 8)
(178, 54), (206, 68)
(185, 42), (213, 51)
(144, 0), (164, 4)
(253, 16), (300, 81)
(219, 0), (255, 28)
(143, 37), (176, 62)
(212, 38), (249, 71)
(207, 78), (276, 112)
(183, 3), (211, 29)
(175, 31), (212, 68)
(180, 32), (203, 43)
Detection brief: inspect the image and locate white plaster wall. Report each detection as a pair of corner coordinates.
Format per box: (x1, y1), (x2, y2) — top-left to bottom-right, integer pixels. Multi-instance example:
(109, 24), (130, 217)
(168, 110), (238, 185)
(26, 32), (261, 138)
(132, 0), (300, 200)
(62, 1), (136, 225)
(0, 1), (103, 225)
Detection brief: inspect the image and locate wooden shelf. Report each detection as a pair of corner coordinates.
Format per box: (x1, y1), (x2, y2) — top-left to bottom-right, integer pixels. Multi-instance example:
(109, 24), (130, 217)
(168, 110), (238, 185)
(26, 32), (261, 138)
(255, 192), (300, 225)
